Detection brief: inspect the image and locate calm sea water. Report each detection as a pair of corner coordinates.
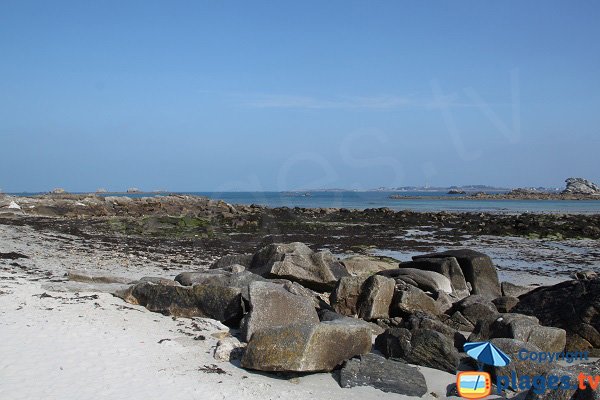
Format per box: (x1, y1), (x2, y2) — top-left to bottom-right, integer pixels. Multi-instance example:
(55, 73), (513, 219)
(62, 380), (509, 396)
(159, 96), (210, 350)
(10, 191), (600, 213)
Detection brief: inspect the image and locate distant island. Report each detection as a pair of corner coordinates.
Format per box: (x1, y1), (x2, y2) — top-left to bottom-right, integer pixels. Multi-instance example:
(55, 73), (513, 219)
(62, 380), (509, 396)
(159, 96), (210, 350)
(390, 178), (600, 201)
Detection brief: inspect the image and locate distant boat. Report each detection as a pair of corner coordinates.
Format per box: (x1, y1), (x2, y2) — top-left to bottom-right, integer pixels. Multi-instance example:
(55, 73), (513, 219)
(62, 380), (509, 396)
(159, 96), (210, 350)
(282, 192), (312, 197)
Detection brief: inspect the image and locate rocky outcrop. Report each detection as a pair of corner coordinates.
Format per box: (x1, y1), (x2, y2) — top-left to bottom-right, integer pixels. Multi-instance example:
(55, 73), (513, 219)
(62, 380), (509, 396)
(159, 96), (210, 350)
(249, 242), (350, 291)
(562, 178), (600, 195)
(339, 354), (428, 396)
(241, 281), (319, 342)
(414, 249), (501, 299)
(116, 282), (243, 325)
(240, 320), (372, 372)
(512, 279), (600, 352)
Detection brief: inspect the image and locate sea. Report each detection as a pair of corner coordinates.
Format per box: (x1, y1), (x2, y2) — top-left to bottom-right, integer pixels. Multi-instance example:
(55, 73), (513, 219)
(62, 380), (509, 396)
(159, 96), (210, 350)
(10, 191), (600, 214)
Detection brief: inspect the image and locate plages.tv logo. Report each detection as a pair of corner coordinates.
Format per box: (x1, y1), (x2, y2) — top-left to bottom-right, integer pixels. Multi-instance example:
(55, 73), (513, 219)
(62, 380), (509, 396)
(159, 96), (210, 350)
(456, 341), (511, 399)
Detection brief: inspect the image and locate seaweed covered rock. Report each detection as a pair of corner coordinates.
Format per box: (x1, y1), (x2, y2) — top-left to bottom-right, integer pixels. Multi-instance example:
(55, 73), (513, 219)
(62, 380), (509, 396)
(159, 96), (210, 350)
(116, 282), (243, 325)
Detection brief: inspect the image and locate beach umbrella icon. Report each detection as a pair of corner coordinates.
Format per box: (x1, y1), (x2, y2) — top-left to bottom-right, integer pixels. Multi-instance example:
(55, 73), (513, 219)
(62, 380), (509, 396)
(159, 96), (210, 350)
(464, 341), (511, 367)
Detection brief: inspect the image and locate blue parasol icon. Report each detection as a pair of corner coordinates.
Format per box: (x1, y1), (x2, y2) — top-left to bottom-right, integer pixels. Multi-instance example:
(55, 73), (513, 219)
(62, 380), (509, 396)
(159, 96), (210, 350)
(464, 341), (511, 367)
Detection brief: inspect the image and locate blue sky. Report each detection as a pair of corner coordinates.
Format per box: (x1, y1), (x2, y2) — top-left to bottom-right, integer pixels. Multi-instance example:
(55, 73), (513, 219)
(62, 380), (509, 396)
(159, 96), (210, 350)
(1, 1), (599, 192)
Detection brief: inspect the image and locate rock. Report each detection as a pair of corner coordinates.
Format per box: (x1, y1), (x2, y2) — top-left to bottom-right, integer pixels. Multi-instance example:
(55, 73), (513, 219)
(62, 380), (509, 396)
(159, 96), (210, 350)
(68, 270), (134, 284)
(318, 309), (384, 335)
(398, 257), (470, 297)
(357, 275), (395, 321)
(241, 281), (319, 342)
(432, 290), (454, 314)
(374, 327), (412, 359)
(379, 268), (453, 294)
(213, 337), (246, 362)
(209, 254), (253, 270)
(451, 295), (499, 326)
(469, 313), (566, 353)
(249, 242), (350, 291)
(573, 270), (599, 280)
(116, 282), (243, 325)
(240, 321), (372, 372)
(492, 296), (519, 313)
(50, 188), (66, 194)
(404, 312), (466, 349)
(339, 255), (399, 275)
(339, 354), (428, 396)
(406, 328), (461, 373)
(414, 249), (501, 299)
(512, 279), (600, 351)
(174, 270), (267, 301)
(446, 311), (475, 331)
(501, 281), (534, 297)
(0, 251), (26, 260)
(562, 177), (600, 195)
(524, 360), (600, 399)
(329, 275), (369, 316)
(137, 276), (179, 286)
(391, 282), (440, 316)
(485, 339), (553, 392)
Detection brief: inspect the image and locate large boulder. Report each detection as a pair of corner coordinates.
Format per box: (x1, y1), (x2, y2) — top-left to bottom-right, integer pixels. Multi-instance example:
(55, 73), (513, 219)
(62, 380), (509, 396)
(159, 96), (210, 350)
(391, 282), (440, 316)
(339, 354), (428, 396)
(339, 255), (399, 275)
(329, 275), (369, 316)
(374, 327), (413, 359)
(240, 320), (372, 372)
(116, 282), (243, 325)
(319, 309), (384, 336)
(406, 329), (461, 373)
(249, 242), (350, 291)
(414, 249), (501, 299)
(398, 257), (470, 297)
(241, 281), (319, 342)
(378, 268), (453, 294)
(357, 275), (395, 321)
(512, 279), (600, 352)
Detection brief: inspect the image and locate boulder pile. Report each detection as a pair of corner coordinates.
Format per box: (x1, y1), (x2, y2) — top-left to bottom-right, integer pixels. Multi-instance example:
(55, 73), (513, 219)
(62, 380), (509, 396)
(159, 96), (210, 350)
(112, 242), (598, 396)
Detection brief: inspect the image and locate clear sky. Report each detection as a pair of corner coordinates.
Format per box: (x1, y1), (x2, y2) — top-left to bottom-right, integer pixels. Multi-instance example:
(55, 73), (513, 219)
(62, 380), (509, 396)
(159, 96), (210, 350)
(1, 1), (599, 192)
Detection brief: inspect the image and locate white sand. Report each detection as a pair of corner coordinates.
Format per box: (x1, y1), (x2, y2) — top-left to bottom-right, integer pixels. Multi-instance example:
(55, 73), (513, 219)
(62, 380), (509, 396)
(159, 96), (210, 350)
(0, 224), (458, 400)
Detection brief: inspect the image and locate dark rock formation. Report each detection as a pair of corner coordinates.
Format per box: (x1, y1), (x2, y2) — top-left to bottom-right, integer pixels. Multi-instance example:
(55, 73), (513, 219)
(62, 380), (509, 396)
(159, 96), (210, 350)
(116, 282), (243, 325)
(414, 249), (501, 299)
(339, 354), (428, 396)
(357, 275), (395, 321)
(329, 275), (369, 316)
(513, 279), (600, 352)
